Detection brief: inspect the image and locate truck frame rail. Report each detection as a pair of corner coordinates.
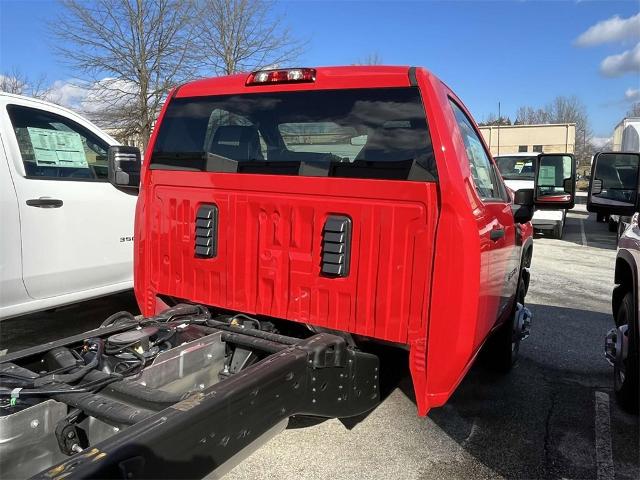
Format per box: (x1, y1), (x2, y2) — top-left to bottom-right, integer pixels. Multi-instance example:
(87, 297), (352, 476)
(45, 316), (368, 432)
(0, 308), (379, 479)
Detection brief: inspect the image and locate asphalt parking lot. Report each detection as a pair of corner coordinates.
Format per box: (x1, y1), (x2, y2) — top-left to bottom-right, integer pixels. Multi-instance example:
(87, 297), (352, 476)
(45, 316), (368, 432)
(1, 199), (638, 479)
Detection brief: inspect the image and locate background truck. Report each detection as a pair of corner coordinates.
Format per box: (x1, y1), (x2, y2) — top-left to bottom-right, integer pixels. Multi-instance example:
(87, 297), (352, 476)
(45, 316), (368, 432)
(495, 151), (569, 238)
(0, 93), (137, 320)
(0, 66), (576, 479)
(603, 117), (640, 237)
(588, 151), (640, 413)
(613, 117), (640, 153)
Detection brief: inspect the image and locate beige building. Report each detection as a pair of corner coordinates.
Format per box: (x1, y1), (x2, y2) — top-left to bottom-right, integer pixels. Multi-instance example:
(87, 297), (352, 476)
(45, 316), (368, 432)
(479, 123), (575, 156)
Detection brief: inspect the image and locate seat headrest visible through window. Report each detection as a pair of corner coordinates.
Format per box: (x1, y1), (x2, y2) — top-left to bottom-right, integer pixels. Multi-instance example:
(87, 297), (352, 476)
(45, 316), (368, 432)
(598, 162), (623, 188)
(355, 124), (426, 162)
(209, 126), (263, 161)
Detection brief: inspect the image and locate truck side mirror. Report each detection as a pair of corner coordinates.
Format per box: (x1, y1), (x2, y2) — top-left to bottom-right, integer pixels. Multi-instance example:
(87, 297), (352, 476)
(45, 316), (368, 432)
(108, 145), (141, 188)
(587, 152), (640, 216)
(534, 153), (576, 210)
(512, 188), (534, 224)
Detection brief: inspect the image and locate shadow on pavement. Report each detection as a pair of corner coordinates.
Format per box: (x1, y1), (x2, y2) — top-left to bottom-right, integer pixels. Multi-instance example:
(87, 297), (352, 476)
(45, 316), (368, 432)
(549, 209), (618, 251)
(0, 290), (139, 352)
(574, 193), (588, 205)
(369, 303), (640, 479)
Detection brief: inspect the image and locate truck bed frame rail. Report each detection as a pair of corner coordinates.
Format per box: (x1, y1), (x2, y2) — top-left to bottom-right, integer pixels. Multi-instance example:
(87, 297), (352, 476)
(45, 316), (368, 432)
(27, 329), (379, 479)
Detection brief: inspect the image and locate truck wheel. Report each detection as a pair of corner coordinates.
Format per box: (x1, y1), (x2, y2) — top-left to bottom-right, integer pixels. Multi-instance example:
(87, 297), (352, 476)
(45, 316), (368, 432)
(613, 292), (639, 413)
(552, 222), (563, 240)
(608, 218), (617, 233)
(596, 213), (607, 223)
(484, 276), (527, 373)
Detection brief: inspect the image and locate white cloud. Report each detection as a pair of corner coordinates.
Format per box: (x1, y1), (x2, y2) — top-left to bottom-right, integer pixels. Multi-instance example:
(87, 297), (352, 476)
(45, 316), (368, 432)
(625, 87), (640, 101)
(600, 42), (640, 77)
(591, 136), (612, 149)
(82, 78), (138, 113)
(45, 80), (89, 108)
(46, 78), (138, 113)
(575, 13), (640, 47)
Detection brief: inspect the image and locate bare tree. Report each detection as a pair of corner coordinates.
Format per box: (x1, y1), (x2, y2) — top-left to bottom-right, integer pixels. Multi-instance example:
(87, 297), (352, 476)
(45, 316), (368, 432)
(600, 139), (613, 152)
(514, 106), (550, 125)
(52, 0), (197, 149)
(354, 52), (383, 65)
(0, 70), (28, 95)
(515, 96), (593, 165)
(0, 67), (50, 98)
(479, 113), (511, 126)
(195, 0), (305, 75)
(546, 96), (592, 165)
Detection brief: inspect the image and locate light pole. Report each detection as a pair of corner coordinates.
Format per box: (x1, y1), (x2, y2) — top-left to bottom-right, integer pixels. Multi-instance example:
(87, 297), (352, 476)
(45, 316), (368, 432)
(497, 101), (501, 156)
(583, 127), (587, 166)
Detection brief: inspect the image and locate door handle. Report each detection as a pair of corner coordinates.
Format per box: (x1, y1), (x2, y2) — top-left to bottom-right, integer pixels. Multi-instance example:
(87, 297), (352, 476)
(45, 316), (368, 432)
(26, 198), (63, 208)
(490, 227), (505, 241)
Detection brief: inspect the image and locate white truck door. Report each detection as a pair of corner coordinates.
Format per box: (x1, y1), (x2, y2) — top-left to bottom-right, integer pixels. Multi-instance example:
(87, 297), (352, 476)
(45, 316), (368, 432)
(0, 130), (29, 309)
(4, 102), (136, 300)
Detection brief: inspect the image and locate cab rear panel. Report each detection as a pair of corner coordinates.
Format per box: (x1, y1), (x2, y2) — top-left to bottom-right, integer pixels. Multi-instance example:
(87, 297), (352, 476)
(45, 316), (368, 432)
(140, 173), (438, 344)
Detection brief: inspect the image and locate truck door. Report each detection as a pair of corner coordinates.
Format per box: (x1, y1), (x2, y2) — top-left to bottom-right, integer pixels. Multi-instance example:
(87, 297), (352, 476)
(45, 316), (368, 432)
(3, 103), (136, 300)
(0, 129), (29, 311)
(449, 100), (518, 345)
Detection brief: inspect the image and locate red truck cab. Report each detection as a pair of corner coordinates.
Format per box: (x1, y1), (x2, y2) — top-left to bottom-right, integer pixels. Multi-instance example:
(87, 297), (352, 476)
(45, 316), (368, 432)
(134, 66), (570, 415)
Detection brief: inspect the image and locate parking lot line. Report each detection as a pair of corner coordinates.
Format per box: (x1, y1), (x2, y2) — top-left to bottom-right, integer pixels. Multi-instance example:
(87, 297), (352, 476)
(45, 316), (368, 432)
(594, 391), (614, 480)
(580, 219), (588, 247)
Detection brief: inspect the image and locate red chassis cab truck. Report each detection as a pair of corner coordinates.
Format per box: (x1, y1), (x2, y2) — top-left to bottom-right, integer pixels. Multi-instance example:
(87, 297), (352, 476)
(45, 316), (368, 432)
(137, 65), (553, 414)
(1, 67), (576, 479)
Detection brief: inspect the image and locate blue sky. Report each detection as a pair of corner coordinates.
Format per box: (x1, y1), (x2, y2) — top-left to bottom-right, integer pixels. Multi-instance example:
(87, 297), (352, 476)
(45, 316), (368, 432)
(1, 0), (639, 139)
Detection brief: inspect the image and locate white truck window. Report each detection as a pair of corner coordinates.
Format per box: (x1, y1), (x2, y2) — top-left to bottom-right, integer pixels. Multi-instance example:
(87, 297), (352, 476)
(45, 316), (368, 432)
(7, 105), (109, 180)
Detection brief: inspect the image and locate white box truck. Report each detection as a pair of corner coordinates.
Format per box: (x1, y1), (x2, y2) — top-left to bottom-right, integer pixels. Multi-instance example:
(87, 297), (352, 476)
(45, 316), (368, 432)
(613, 117), (640, 152)
(607, 117), (640, 235)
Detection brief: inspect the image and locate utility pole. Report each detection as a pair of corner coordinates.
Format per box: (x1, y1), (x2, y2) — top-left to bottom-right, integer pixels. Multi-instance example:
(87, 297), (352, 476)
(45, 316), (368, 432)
(497, 101), (501, 156)
(583, 128), (587, 167)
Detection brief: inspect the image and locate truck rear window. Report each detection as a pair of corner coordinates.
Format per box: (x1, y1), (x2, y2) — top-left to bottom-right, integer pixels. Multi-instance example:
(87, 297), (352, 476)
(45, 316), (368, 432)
(151, 87), (437, 181)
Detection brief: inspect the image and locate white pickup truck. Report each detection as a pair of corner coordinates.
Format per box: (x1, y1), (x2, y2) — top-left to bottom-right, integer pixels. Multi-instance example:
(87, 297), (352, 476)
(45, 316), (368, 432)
(495, 152), (568, 238)
(0, 93), (137, 320)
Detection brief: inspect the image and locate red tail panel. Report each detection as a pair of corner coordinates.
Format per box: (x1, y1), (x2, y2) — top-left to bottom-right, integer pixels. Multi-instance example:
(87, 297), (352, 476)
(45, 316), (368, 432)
(141, 171), (438, 345)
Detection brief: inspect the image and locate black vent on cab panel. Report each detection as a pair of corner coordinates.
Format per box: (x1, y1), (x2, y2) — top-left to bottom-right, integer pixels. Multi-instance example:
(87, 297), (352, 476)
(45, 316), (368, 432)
(195, 204), (218, 258)
(321, 215), (352, 277)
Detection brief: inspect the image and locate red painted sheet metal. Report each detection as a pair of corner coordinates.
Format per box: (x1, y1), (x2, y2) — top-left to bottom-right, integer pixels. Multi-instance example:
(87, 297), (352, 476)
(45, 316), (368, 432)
(176, 66), (413, 98)
(142, 172), (438, 345)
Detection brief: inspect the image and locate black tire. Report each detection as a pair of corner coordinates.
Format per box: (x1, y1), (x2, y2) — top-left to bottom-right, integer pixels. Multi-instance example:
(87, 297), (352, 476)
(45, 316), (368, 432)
(597, 213), (607, 223)
(552, 222), (563, 239)
(608, 218), (617, 233)
(613, 292), (639, 413)
(483, 276), (527, 373)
